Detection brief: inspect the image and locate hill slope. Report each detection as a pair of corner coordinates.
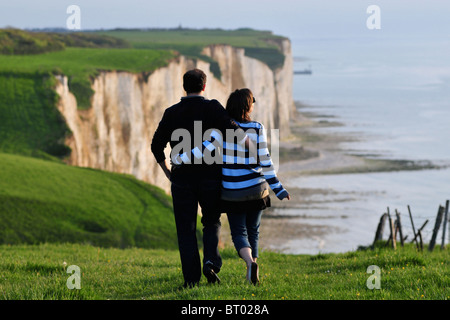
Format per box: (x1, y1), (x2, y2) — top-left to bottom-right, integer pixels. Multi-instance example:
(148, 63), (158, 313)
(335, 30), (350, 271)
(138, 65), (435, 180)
(0, 152), (181, 249)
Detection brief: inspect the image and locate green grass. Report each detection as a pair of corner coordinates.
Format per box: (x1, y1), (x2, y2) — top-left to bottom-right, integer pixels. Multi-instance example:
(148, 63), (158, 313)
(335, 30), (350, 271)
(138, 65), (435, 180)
(0, 152), (182, 249)
(0, 72), (71, 159)
(0, 152), (447, 301)
(0, 243), (448, 300)
(0, 28), (131, 55)
(96, 28), (287, 73)
(97, 28), (285, 48)
(0, 47), (176, 109)
(0, 47), (176, 75)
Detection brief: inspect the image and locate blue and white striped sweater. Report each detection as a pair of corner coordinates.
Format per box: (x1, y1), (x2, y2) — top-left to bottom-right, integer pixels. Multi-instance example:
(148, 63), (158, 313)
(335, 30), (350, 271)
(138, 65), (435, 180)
(172, 121), (288, 200)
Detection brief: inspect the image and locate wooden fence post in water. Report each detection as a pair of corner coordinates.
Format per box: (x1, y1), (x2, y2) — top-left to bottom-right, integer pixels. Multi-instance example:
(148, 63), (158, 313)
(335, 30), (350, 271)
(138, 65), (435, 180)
(429, 206), (444, 252)
(441, 200), (449, 250)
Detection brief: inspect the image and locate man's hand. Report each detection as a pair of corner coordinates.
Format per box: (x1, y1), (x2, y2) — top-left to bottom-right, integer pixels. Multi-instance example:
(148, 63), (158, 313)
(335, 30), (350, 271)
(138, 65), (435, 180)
(158, 160), (171, 181)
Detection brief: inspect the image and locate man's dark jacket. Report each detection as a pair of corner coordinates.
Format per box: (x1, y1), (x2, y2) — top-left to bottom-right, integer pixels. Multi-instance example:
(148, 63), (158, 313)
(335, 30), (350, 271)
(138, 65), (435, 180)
(151, 96), (242, 180)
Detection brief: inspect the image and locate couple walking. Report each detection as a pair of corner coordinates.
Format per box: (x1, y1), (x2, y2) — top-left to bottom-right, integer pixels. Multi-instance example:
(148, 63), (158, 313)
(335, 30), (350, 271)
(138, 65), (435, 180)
(151, 69), (290, 288)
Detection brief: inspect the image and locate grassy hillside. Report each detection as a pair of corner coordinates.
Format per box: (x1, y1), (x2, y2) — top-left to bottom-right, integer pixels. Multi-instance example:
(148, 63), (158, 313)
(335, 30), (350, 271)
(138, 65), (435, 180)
(0, 152), (182, 249)
(0, 72), (71, 159)
(0, 243), (447, 300)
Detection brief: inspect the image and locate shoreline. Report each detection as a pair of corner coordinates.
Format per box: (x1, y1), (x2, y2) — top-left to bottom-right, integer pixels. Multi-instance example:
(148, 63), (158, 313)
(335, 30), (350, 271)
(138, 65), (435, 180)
(277, 102), (441, 178)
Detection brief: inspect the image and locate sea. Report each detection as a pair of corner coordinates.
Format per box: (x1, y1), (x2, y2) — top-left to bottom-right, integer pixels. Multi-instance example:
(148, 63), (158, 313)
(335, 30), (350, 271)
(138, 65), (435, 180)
(277, 33), (450, 254)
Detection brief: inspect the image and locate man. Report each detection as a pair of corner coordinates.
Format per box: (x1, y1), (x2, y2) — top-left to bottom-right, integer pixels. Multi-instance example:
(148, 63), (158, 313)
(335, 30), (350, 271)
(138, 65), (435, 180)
(151, 69), (246, 288)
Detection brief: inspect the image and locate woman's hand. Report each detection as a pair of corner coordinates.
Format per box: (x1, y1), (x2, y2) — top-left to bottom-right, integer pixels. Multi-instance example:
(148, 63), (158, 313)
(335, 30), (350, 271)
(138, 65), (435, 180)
(277, 190), (290, 201)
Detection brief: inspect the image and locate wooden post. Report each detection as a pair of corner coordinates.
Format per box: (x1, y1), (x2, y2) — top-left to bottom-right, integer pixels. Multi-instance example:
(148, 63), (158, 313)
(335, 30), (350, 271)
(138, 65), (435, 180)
(411, 219), (429, 244)
(393, 219), (399, 244)
(395, 209), (404, 247)
(408, 205), (419, 249)
(418, 230), (424, 252)
(441, 200), (449, 250)
(429, 206), (444, 252)
(373, 213), (387, 247)
(385, 208), (391, 247)
(387, 207), (396, 250)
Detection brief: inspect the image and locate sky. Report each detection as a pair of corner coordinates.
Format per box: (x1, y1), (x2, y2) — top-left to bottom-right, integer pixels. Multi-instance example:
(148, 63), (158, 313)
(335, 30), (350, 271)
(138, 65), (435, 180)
(1, 0), (450, 41)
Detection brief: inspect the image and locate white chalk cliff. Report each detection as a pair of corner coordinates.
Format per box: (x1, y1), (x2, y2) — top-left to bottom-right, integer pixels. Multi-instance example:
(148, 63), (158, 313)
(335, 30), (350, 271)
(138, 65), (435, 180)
(55, 40), (294, 193)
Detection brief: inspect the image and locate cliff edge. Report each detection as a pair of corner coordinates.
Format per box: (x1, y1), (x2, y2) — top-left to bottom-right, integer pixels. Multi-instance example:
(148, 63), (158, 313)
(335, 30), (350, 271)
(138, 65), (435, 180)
(55, 41), (294, 193)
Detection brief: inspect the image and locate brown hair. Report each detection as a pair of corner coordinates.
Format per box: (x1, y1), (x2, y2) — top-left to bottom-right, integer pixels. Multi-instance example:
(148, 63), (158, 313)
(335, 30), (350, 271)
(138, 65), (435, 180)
(225, 88), (254, 122)
(183, 69), (207, 94)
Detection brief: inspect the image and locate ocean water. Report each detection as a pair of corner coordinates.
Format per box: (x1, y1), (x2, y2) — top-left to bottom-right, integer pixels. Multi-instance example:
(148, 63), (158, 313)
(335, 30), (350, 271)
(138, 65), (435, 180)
(292, 34), (450, 162)
(277, 34), (450, 254)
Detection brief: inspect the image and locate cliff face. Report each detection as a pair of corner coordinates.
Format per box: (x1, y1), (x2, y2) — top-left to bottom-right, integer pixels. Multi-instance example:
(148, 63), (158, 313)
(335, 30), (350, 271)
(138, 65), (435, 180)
(55, 40), (294, 193)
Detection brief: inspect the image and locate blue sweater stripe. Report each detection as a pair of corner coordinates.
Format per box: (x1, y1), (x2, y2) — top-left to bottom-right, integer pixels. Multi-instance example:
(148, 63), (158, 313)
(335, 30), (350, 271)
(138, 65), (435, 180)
(173, 121), (288, 200)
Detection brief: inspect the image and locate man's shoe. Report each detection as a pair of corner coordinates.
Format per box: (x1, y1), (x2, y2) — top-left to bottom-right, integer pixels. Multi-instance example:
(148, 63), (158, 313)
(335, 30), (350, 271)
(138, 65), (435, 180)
(203, 262), (221, 284)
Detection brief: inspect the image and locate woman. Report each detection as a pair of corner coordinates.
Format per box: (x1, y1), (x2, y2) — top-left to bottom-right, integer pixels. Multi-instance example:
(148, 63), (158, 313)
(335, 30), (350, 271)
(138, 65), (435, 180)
(172, 88), (290, 285)
(220, 88), (290, 285)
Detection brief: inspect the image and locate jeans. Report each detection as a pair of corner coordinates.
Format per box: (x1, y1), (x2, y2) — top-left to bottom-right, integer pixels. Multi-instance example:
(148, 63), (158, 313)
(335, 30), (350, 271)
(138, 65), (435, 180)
(171, 177), (222, 285)
(226, 209), (263, 259)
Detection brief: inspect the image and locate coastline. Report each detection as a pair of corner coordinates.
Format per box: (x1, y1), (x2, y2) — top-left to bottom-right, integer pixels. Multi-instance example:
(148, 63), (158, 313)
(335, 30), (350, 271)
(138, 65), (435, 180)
(219, 101), (445, 255)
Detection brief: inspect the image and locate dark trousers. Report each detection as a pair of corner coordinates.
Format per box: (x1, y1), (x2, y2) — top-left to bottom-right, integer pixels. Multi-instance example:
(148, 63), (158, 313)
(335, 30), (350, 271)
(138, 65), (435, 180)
(171, 177), (222, 285)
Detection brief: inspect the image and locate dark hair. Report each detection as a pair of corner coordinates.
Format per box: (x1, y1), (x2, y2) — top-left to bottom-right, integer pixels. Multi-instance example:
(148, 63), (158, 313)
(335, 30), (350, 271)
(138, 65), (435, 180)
(226, 88), (254, 122)
(183, 69), (207, 94)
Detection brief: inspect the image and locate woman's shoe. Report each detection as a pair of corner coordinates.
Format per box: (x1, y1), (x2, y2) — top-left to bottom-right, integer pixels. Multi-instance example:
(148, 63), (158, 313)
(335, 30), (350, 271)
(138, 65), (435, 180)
(249, 262), (259, 285)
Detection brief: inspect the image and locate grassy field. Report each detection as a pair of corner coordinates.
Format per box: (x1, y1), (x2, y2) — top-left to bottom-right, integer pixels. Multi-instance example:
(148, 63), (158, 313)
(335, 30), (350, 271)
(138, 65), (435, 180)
(0, 47), (176, 109)
(96, 28), (287, 72)
(0, 242), (448, 300)
(97, 28), (285, 49)
(0, 152), (183, 249)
